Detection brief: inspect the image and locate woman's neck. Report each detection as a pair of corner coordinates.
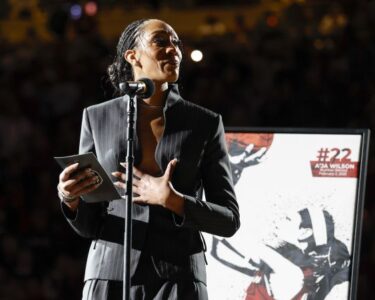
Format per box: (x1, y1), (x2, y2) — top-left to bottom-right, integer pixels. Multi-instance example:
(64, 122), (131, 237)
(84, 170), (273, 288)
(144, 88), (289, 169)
(142, 82), (168, 106)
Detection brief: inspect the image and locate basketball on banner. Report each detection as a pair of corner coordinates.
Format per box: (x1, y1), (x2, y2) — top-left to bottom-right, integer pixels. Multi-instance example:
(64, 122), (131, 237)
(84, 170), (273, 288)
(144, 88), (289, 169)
(225, 133), (274, 152)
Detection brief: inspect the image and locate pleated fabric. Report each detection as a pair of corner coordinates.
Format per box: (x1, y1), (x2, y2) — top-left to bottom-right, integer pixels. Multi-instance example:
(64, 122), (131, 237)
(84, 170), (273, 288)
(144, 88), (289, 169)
(82, 278), (208, 300)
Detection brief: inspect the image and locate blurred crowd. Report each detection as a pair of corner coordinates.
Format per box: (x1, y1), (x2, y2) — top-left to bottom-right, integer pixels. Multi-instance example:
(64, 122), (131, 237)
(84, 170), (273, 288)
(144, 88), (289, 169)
(0, 1), (375, 299)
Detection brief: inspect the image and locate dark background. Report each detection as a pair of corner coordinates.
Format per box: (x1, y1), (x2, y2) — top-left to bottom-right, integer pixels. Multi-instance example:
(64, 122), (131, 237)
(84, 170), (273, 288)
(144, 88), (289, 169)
(0, 0), (374, 299)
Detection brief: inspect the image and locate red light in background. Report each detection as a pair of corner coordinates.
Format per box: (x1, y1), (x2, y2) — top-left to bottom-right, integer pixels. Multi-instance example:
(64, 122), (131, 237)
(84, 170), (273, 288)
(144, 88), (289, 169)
(266, 15), (279, 28)
(85, 2), (98, 16)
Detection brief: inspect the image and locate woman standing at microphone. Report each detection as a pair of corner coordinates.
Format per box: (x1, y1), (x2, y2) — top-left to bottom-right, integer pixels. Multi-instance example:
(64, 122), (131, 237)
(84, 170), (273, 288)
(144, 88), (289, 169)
(57, 19), (239, 299)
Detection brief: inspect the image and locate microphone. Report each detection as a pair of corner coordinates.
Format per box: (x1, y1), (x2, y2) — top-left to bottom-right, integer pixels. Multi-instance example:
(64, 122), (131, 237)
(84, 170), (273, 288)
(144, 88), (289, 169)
(119, 78), (155, 98)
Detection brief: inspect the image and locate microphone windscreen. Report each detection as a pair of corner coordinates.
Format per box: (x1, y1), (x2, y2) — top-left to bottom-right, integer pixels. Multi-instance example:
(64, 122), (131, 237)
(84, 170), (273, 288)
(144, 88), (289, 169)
(119, 82), (126, 93)
(138, 78), (155, 98)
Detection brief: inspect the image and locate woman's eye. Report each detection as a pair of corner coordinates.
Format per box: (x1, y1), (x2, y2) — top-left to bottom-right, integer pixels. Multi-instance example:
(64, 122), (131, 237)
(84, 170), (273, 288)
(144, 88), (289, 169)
(152, 37), (182, 49)
(172, 39), (182, 48)
(153, 38), (169, 47)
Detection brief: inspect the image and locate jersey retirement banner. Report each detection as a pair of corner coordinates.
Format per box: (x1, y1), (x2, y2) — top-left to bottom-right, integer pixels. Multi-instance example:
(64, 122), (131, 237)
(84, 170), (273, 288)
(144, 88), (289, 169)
(205, 128), (369, 300)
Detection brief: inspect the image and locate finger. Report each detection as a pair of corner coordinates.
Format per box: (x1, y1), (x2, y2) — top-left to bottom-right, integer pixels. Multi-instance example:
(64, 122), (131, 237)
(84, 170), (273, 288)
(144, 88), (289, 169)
(132, 177), (141, 187)
(254, 147), (267, 156)
(114, 181), (126, 189)
(111, 171), (126, 181)
(71, 168), (94, 184)
(61, 168), (92, 190)
(132, 185), (140, 195)
(76, 182), (102, 198)
(164, 159), (178, 181)
(248, 147), (267, 161)
(62, 178), (82, 191)
(132, 166), (144, 178)
(133, 196), (147, 204)
(60, 162), (79, 181)
(62, 169), (94, 191)
(70, 175), (101, 195)
(245, 144), (255, 154)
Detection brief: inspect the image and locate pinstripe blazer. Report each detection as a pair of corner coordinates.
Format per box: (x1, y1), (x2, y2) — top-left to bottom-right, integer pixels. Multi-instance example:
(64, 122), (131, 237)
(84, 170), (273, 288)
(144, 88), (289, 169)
(62, 84), (239, 284)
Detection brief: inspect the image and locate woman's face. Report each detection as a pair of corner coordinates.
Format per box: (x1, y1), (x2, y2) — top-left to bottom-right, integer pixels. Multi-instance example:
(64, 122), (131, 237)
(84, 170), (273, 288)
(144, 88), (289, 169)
(277, 212), (302, 246)
(130, 19), (182, 84)
(277, 211), (313, 251)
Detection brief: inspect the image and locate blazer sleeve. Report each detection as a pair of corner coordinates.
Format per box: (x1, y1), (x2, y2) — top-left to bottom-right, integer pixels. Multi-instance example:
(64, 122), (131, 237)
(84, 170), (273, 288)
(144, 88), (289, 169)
(61, 108), (108, 239)
(175, 115), (240, 237)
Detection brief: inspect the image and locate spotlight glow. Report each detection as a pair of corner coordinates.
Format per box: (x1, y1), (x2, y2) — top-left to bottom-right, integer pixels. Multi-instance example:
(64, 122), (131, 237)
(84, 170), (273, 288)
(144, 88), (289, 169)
(190, 50), (203, 62)
(85, 2), (98, 16)
(70, 4), (82, 20)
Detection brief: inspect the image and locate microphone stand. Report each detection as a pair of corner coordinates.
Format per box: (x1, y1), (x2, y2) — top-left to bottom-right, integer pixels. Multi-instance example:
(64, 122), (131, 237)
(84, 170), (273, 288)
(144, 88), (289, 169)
(123, 90), (137, 300)
(119, 78), (154, 300)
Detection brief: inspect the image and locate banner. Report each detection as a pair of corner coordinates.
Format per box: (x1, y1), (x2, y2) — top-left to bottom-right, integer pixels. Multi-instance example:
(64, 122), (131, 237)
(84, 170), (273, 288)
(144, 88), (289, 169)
(205, 129), (369, 300)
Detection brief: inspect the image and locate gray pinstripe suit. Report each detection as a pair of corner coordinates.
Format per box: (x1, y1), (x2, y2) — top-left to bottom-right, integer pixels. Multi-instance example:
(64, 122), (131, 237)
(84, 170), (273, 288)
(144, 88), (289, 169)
(62, 84), (239, 292)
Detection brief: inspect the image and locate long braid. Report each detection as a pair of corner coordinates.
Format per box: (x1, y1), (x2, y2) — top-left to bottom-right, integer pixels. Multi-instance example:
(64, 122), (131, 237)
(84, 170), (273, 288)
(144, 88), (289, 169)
(107, 19), (149, 96)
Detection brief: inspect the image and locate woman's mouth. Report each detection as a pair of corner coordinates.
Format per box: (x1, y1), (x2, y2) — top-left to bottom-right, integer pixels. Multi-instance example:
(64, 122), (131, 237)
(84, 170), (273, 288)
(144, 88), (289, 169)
(165, 59), (180, 66)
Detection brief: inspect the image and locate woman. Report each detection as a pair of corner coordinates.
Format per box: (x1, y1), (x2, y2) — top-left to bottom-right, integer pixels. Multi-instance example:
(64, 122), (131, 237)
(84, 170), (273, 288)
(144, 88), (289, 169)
(57, 19), (239, 299)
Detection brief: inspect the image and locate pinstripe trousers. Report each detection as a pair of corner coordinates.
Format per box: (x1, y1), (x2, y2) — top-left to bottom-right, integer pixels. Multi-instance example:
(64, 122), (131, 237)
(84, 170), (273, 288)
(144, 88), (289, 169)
(82, 252), (208, 300)
(82, 279), (207, 300)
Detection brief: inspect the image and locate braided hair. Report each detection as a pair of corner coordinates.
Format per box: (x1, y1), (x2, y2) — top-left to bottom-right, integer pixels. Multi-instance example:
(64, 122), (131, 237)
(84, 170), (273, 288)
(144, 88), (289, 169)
(107, 19), (150, 96)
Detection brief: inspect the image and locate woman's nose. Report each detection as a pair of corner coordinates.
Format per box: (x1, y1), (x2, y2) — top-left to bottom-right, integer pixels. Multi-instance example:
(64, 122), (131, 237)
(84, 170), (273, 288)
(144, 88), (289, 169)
(166, 44), (177, 54)
(166, 41), (180, 55)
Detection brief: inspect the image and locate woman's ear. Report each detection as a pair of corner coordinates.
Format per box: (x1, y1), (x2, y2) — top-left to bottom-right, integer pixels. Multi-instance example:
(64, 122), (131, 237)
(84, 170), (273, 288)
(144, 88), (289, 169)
(124, 49), (141, 67)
